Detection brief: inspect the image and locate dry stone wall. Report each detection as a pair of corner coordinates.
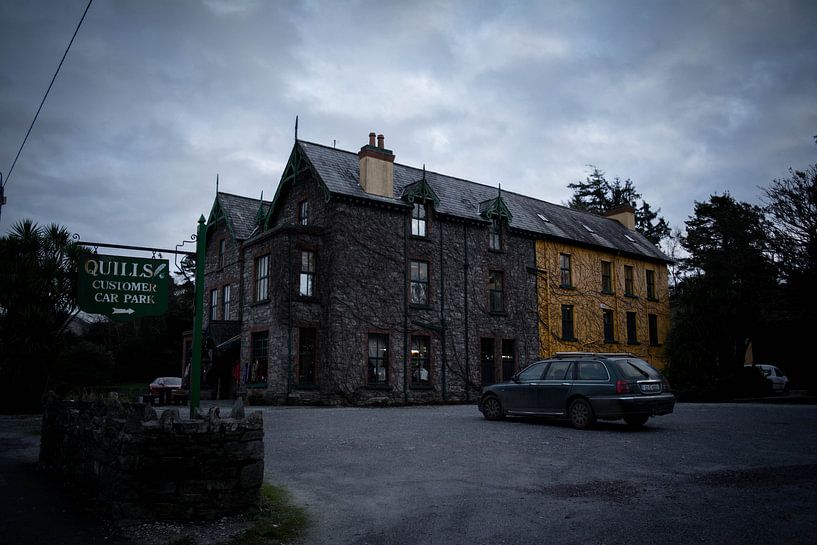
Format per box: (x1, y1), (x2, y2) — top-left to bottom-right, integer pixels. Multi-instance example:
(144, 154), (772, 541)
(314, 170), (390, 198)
(39, 396), (264, 520)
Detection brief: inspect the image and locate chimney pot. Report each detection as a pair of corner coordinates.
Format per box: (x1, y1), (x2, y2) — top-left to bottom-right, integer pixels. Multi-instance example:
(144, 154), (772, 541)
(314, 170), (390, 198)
(369, 132), (376, 146)
(377, 134), (385, 149)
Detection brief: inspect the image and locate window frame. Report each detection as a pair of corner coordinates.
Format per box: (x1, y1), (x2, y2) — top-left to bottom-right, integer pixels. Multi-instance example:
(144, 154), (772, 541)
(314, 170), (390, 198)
(255, 254), (270, 302)
(209, 288), (218, 321)
(626, 311), (638, 344)
(624, 265), (635, 296)
(409, 260), (430, 306)
(411, 202), (427, 237)
(603, 308), (615, 343)
(299, 250), (316, 298)
(297, 327), (318, 386)
(601, 260), (613, 294)
(248, 330), (269, 387)
(298, 199), (309, 226)
(488, 270), (504, 313)
(561, 304), (575, 341)
(367, 332), (390, 385)
(488, 218), (502, 251)
(648, 314), (659, 346)
(222, 284), (231, 320)
(410, 335), (431, 385)
(559, 254), (573, 288)
(646, 269), (657, 300)
(217, 238), (226, 269)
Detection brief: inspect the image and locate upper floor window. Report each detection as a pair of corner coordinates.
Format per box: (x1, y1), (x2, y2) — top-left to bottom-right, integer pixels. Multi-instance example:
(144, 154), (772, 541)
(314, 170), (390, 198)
(298, 327), (317, 385)
(561, 304), (575, 341)
(255, 255), (270, 301)
(626, 312), (638, 344)
(209, 289), (218, 321)
(410, 336), (430, 384)
(298, 200), (309, 226)
(601, 261), (613, 293)
(488, 270), (504, 313)
(489, 218), (502, 250)
(217, 238), (226, 269)
(559, 254), (572, 288)
(648, 314), (659, 346)
(222, 284), (231, 320)
(603, 308), (615, 343)
(624, 265), (635, 296)
(299, 250), (316, 297)
(367, 333), (389, 384)
(410, 260), (429, 306)
(646, 269), (656, 300)
(411, 202), (427, 237)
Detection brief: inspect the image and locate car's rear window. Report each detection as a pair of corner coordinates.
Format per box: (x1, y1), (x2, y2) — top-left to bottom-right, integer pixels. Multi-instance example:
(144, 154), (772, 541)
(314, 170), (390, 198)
(612, 359), (660, 379)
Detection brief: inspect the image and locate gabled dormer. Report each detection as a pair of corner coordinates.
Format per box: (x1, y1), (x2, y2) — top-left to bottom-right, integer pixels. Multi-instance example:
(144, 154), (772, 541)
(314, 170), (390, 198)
(479, 186), (512, 250)
(401, 167), (440, 238)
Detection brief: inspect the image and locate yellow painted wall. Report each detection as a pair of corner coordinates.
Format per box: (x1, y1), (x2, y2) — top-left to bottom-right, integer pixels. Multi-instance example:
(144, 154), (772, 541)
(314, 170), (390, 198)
(535, 239), (670, 368)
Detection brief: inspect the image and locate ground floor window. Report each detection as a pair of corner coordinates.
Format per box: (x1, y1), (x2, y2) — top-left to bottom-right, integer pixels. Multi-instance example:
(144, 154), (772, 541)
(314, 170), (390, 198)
(480, 338), (495, 387)
(367, 333), (389, 384)
(626, 312), (638, 344)
(298, 328), (317, 385)
(603, 308), (615, 343)
(410, 336), (430, 384)
(648, 314), (659, 346)
(501, 339), (516, 381)
(561, 304), (575, 341)
(249, 331), (269, 386)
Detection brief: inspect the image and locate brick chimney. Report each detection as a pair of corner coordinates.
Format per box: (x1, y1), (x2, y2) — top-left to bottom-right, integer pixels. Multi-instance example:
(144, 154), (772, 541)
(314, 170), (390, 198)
(605, 204), (636, 230)
(358, 132), (395, 197)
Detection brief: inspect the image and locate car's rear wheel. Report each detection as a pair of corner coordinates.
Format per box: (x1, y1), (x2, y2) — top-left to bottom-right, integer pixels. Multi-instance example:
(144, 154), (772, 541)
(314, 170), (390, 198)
(624, 414), (649, 427)
(481, 396), (504, 421)
(568, 398), (595, 429)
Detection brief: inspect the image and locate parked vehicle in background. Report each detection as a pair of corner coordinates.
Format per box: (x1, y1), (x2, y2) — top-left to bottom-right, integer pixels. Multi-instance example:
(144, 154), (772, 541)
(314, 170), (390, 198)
(478, 353), (675, 429)
(743, 364), (789, 394)
(149, 377), (183, 404)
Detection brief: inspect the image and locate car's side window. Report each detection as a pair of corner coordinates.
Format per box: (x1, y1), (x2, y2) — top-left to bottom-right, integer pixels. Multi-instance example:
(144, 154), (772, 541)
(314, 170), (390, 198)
(544, 361), (572, 380)
(517, 362), (546, 382)
(576, 361), (609, 381)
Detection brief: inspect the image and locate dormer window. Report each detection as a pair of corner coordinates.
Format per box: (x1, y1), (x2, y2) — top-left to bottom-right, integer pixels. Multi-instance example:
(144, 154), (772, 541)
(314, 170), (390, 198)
(489, 218), (502, 250)
(412, 202), (427, 237)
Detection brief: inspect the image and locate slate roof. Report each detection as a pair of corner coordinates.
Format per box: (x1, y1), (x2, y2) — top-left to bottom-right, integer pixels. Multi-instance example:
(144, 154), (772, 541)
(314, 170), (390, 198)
(216, 192), (270, 241)
(297, 140), (671, 263)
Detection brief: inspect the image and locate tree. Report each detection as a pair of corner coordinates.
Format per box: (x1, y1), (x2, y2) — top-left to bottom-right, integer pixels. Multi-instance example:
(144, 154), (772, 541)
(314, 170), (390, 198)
(567, 166), (671, 246)
(0, 220), (82, 412)
(665, 194), (778, 398)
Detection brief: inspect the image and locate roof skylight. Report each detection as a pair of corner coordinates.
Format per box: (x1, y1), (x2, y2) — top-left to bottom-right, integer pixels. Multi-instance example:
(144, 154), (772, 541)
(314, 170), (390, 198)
(582, 224), (595, 233)
(624, 234), (636, 242)
(537, 213), (551, 223)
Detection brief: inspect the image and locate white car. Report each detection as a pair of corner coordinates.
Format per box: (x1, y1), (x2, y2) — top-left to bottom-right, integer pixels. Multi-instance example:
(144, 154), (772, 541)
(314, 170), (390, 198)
(744, 364), (789, 393)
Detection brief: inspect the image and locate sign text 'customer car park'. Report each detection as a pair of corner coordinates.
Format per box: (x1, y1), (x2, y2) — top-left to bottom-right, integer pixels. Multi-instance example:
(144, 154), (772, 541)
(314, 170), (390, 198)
(78, 254), (169, 321)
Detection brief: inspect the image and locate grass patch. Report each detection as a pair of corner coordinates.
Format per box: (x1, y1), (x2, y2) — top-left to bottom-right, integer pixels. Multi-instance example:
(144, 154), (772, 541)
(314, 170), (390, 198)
(219, 483), (310, 545)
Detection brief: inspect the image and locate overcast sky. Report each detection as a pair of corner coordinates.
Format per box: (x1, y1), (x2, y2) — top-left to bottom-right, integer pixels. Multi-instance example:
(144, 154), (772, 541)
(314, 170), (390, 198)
(1, 0), (815, 259)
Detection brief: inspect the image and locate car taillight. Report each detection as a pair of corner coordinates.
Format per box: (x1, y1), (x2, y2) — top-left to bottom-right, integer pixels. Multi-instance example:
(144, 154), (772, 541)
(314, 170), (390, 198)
(662, 379), (672, 393)
(616, 380), (631, 394)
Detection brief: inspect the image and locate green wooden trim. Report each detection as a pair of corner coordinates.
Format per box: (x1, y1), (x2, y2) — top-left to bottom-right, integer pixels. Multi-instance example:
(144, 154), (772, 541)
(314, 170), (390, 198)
(401, 178), (440, 207)
(206, 195), (239, 241)
(479, 196), (513, 222)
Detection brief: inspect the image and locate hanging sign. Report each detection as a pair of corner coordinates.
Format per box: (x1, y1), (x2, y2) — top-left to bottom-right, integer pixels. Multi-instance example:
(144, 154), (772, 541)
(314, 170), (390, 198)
(77, 254), (169, 321)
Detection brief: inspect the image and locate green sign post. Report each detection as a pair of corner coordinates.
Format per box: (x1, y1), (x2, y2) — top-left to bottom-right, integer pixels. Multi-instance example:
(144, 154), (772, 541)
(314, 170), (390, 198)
(189, 215), (206, 414)
(77, 254), (169, 321)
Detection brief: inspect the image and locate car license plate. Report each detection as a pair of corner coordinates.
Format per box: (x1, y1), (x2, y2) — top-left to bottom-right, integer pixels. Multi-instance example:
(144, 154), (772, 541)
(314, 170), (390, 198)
(640, 383), (661, 393)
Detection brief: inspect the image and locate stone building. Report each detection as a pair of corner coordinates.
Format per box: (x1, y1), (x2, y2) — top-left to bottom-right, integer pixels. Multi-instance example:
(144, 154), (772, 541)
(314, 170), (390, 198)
(202, 133), (671, 404)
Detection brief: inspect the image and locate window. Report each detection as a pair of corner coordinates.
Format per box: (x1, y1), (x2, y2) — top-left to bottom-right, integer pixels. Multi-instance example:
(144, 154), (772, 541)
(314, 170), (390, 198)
(648, 314), (659, 346)
(601, 261), (613, 293)
(222, 285), (231, 320)
(576, 361), (609, 381)
(545, 361), (571, 380)
(299, 250), (316, 297)
(217, 238), (226, 269)
(518, 362), (546, 381)
(249, 331), (268, 385)
(489, 218), (501, 250)
(626, 312), (638, 344)
(410, 336), (430, 384)
(624, 265), (635, 296)
(646, 270), (656, 300)
(410, 260), (429, 305)
(367, 333), (389, 384)
(255, 255), (270, 301)
(603, 308), (615, 343)
(298, 200), (309, 226)
(560, 254), (572, 288)
(298, 328), (317, 385)
(561, 304), (575, 340)
(501, 339), (516, 381)
(209, 289), (218, 320)
(480, 338), (496, 387)
(488, 270), (504, 313)
(411, 202), (427, 237)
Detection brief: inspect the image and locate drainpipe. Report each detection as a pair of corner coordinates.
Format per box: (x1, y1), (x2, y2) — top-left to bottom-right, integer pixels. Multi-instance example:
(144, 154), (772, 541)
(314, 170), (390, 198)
(287, 230), (293, 400)
(463, 223), (470, 402)
(403, 209), (409, 404)
(439, 221), (447, 401)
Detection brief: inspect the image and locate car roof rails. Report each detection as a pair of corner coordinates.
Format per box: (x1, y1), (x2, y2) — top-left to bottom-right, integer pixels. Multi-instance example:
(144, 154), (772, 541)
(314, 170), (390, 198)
(553, 351), (636, 359)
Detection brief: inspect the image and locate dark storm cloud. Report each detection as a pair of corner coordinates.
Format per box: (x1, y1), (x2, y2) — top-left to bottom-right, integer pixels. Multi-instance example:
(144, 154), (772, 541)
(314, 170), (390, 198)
(1, 0), (815, 253)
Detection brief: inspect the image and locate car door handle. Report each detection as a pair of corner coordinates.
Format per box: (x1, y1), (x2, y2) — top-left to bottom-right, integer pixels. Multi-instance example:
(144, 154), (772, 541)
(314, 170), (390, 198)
(562, 382), (571, 386)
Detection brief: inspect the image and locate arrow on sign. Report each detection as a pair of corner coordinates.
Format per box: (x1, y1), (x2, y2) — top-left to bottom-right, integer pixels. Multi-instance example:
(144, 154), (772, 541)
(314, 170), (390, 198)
(112, 308), (135, 315)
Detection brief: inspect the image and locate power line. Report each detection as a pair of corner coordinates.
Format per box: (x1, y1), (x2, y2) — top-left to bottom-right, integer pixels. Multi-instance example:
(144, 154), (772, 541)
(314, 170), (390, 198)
(0, 0), (94, 222)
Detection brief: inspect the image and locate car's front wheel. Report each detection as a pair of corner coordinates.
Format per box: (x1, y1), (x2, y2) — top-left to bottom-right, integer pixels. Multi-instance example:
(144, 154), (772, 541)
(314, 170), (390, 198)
(481, 396), (504, 421)
(624, 414), (649, 427)
(568, 398), (595, 429)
